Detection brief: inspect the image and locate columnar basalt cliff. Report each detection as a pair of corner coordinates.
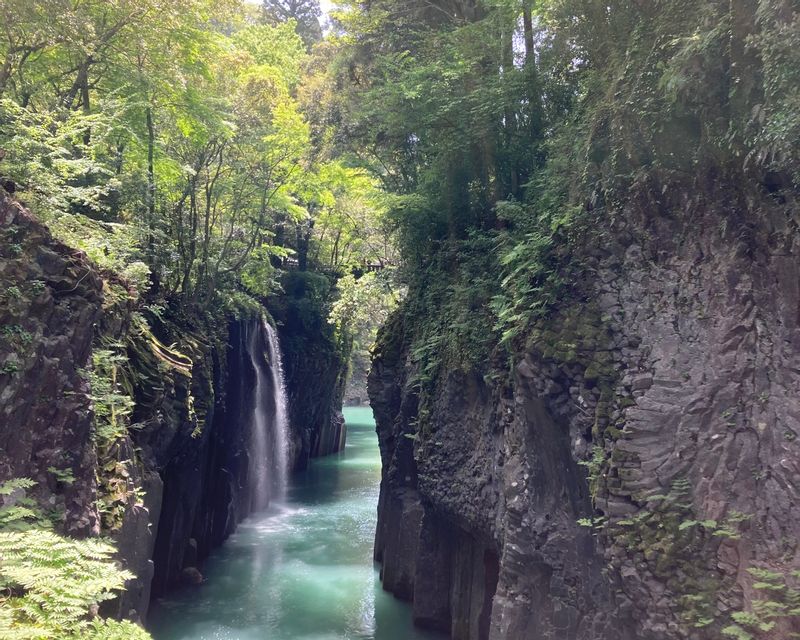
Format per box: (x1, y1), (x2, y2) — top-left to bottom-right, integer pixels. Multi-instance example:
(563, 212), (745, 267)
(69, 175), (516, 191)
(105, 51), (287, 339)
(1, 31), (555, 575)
(268, 271), (349, 466)
(128, 316), (287, 606)
(0, 191), (350, 623)
(370, 178), (800, 640)
(0, 193), (103, 537)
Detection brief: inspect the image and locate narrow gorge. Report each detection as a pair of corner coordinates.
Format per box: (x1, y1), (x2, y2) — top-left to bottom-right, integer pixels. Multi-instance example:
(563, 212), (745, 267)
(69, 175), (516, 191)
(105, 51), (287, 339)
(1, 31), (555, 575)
(0, 191), (352, 622)
(1, 1), (799, 640)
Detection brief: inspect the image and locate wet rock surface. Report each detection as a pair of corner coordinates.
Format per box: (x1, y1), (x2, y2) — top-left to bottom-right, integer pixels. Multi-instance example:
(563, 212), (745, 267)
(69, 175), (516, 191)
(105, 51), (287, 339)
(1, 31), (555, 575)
(118, 316), (297, 616)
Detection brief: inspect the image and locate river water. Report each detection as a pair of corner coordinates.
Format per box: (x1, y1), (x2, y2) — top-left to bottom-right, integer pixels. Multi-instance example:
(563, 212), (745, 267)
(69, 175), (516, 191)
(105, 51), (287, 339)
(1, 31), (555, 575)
(148, 407), (440, 640)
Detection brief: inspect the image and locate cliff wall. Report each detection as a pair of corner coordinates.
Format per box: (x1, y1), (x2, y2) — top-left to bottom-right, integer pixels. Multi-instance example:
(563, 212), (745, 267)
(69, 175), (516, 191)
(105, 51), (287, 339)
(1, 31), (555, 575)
(0, 191), (350, 624)
(0, 192), (103, 537)
(370, 177), (800, 640)
(269, 270), (349, 465)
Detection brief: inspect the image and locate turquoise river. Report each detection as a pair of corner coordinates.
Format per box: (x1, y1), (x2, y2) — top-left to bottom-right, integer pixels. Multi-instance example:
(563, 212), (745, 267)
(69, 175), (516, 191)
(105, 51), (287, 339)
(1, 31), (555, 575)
(148, 406), (441, 640)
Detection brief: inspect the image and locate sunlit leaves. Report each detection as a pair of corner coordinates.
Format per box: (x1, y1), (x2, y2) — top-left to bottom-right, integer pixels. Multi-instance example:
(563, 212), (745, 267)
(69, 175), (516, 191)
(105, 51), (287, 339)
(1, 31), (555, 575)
(0, 0), (388, 311)
(233, 23), (307, 88)
(0, 478), (148, 639)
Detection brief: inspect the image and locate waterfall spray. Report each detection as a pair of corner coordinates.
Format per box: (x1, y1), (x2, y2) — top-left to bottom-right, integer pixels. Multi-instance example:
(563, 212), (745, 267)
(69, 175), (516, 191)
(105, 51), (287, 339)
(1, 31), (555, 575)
(247, 317), (290, 510)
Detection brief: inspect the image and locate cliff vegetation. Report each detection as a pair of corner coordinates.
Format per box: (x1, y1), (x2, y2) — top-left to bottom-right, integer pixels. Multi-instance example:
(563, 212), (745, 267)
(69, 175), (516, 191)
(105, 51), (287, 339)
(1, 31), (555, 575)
(0, 0), (390, 636)
(1, 0), (799, 638)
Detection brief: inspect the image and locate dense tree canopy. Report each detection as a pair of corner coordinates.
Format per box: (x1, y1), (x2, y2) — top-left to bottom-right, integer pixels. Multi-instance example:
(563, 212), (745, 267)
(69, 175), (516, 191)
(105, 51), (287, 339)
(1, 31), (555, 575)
(262, 0), (324, 47)
(1, 0), (798, 637)
(319, 0), (800, 347)
(0, 0), (389, 311)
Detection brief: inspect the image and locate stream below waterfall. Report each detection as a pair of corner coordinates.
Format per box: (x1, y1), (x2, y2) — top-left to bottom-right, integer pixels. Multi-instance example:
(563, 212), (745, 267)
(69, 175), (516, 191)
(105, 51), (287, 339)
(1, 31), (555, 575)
(148, 407), (441, 640)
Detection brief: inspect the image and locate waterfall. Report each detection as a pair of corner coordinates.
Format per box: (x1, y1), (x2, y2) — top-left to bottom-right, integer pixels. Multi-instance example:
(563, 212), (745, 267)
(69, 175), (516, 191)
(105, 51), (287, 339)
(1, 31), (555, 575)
(263, 319), (290, 502)
(247, 317), (290, 510)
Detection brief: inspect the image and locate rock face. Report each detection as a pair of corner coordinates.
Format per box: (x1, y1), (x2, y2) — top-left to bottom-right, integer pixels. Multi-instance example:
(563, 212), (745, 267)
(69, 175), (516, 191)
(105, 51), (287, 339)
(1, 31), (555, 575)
(370, 320), (617, 640)
(138, 317), (287, 603)
(0, 192), (102, 536)
(112, 306), (342, 620)
(369, 180), (800, 639)
(269, 271), (349, 465)
(0, 194), (351, 624)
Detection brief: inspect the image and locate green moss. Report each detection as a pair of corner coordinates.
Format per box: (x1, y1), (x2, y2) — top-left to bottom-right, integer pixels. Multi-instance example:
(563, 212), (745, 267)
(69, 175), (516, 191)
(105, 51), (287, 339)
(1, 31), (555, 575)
(373, 307), (407, 364)
(606, 424), (624, 440)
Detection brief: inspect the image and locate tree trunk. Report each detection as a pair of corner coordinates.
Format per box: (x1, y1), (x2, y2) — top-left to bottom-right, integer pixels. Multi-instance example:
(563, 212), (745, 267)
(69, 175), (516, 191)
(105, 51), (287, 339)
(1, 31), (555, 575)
(502, 17), (518, 199)
(181, 190), (198, 298)
(523, 2), (543, 172)
(296, 219), (314, 271)
(0, 55), (12, 98)
(728, 0), (761, 123)
(79, 59), (92, 145)
(523, 4), (535, 63)
(331, 229), (342, 269)
(146, 105), (156, 259)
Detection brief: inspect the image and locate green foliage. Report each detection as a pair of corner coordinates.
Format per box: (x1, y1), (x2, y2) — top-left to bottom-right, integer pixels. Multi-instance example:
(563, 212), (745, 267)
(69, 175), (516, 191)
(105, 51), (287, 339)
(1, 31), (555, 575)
(577, 514), (607, 532)
(1, 361), (20, 376)
(747, 1), (800, 182)
(678, 511), (751, 540)
(0, 479), (150, 638)
(722, 624), (756, 640)
(0, 479), (44, 531)
(262, 0), (323, 48)
(0, 0), (386, 314)
(1, 325), (32, 345)
(605, 479), (725, 630)
(723, 567), (800, 640)
(46, 467), (75, 487)
(87, 347), (138, 531)
(406, 231), (502, 386)
(89, 348), (135, 445)
(329, 0), (800, 396)
(0, 98), (125, 220)
(333, 0), (548, 251)
(270, 269), (354, 402)
(329, 271), (399, 383)
(0, 529), (149, 639)
(0, 479), (36, 497)
(491, 214), (560, 344)
(539, 0), (800, 194)
(46, 213), (149, 296)
(578, 446), (607, 498)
